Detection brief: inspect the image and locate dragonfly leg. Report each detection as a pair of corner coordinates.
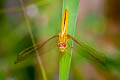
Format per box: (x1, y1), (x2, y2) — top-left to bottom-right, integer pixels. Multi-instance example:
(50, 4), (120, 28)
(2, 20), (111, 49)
(66, 34), (71, 39)
(64, 50), (67, 60)
(64, 47), (72, 56)
(59, 52), (62, 61)
(59, 52), (62, 57)
(67, 43), (73, 56)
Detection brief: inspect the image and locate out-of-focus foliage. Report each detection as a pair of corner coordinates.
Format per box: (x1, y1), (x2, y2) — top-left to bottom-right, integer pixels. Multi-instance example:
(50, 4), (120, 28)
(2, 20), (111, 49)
(0, 0), (120, 80)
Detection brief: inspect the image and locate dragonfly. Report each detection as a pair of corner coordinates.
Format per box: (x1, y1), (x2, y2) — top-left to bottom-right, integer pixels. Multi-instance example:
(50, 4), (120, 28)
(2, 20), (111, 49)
(15, 8), (105, 64)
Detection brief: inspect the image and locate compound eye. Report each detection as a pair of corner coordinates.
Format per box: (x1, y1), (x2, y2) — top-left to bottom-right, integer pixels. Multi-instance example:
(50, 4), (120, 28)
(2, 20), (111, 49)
(62, 43), (66, 47)
(57, 43), (61, 47)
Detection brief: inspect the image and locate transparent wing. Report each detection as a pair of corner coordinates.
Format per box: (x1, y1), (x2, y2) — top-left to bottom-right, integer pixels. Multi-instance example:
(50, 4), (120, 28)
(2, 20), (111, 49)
(15, 35), (57, 64)
(68, 34), (105, 64)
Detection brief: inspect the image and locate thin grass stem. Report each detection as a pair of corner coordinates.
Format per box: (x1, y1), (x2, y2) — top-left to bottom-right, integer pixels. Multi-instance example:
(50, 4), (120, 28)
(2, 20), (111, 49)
(20, 0), (47, 80)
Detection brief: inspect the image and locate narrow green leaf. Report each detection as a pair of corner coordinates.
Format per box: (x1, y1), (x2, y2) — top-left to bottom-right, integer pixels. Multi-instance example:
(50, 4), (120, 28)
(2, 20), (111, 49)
(59, 0), (80, 80)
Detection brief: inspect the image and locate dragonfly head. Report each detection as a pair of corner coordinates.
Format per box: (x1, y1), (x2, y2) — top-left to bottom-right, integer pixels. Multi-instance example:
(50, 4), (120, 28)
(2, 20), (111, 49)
(57, 42), (66, 52)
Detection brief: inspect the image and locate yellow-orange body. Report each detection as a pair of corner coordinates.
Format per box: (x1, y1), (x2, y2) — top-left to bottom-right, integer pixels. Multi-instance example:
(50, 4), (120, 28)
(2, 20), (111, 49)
(57, 9), (69, 52)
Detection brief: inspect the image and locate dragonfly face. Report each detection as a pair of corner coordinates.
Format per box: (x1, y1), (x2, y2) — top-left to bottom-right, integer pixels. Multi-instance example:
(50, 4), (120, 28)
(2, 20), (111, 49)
(57, 42), (66, 53)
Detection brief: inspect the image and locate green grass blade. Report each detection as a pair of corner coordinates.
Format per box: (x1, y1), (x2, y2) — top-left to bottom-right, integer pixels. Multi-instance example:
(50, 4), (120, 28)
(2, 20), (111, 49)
(59, 0), (80, 80)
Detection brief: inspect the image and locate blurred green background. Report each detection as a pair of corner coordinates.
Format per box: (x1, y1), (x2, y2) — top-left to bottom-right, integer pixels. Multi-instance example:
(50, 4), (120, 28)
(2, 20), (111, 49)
(0, 0), (120, 80)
